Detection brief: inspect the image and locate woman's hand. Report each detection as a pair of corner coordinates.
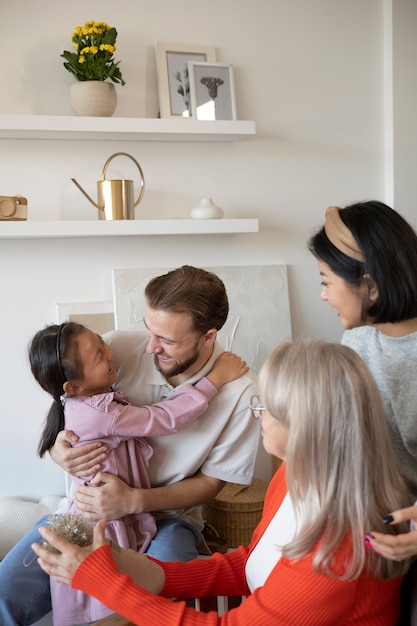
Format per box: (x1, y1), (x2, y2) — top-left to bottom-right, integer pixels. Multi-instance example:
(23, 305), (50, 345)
(31, 519), (107, 584)
(368, 506), (417, 561)
(49, 430), (107, 477)
(32, 518), (166, 594)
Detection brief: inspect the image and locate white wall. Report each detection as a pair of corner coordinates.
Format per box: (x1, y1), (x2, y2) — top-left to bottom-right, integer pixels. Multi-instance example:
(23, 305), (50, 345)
(1, 0), (408, 498)
(391, 0), (417, 219)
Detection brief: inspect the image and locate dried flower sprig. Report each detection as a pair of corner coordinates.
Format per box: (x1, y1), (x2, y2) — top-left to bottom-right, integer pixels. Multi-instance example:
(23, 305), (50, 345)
(40, 513), (94, 553)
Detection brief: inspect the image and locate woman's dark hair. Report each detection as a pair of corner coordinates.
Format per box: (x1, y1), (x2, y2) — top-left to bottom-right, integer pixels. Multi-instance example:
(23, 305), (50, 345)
(29, 322), (85, 457)
(308, 201), (417, 323)
(144, 265), (229, 333)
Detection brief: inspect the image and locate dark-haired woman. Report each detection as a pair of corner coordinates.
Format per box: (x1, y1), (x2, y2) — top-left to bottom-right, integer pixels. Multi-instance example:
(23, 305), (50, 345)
(309, 201), (417, 500)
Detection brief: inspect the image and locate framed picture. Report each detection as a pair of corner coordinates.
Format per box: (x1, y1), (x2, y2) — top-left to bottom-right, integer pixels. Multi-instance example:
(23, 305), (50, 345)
(156, 41), (216, 118)
(56, 300), (115, 335)
(188, 62), (237, 121)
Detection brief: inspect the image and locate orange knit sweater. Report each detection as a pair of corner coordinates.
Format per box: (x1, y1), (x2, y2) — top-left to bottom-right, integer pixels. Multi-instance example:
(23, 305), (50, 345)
(72, 464), (402, 625)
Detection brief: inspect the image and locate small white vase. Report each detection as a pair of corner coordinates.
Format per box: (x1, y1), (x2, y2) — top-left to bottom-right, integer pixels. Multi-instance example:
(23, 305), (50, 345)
(190, 198), (224, 219)
(70, 81), (117, 117)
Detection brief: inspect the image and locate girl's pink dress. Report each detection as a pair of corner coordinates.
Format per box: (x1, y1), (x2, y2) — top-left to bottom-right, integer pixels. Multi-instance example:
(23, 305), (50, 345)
(51, 380), (217, 626)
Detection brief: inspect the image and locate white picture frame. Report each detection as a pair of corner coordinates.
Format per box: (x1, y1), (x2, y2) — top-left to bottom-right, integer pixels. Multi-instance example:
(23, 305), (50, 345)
(156, 41), (216, 118)
(56, 300), (115, 335)
(188, 61), (237, 121)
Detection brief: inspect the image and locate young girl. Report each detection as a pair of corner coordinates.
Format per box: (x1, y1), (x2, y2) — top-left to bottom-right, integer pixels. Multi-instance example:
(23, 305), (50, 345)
(308, 201), (417, 500)
(33, 340), (411, 625)
(29, 321), (248, 626)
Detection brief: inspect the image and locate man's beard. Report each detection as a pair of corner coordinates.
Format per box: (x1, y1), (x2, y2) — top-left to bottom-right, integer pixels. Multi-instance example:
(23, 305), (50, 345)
(154, 350), (199, 378)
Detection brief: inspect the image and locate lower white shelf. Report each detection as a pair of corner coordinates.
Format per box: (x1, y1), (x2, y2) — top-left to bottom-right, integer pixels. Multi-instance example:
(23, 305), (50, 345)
(0, 218), (259, 239)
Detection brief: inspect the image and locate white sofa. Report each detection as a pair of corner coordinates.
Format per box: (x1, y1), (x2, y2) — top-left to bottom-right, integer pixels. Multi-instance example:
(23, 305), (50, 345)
(0, 495), (64, 626)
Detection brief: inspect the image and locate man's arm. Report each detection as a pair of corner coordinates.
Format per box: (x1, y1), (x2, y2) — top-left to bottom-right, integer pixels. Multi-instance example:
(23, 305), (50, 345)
(50, 429), (224, 520)
(73, 471), (224, 521)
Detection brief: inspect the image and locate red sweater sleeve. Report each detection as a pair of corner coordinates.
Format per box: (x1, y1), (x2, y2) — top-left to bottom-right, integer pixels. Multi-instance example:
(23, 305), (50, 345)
(72, 464), (402, 625)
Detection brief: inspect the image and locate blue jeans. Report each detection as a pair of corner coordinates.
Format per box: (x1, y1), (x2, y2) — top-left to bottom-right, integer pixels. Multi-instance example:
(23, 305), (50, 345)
(0, 516), (199, 625)
(0, 515), (51, 626)
(146, 518), (200, 561)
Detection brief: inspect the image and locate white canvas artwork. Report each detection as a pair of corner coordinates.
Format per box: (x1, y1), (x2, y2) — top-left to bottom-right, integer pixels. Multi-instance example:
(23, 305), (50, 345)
(112, 265), (292, 373)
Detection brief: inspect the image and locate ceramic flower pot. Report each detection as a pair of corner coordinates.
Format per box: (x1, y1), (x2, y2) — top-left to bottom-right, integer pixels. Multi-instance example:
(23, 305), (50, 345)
(70, 81), (117, 117)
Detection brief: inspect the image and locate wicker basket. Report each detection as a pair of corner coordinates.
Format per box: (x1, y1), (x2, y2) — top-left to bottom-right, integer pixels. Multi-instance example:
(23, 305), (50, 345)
(271, 455), (283, 477)
(202, 479), (268, 548)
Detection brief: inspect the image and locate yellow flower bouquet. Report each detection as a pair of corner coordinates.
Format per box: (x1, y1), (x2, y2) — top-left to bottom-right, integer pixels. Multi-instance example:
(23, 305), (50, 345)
(61, 20), (125, 85)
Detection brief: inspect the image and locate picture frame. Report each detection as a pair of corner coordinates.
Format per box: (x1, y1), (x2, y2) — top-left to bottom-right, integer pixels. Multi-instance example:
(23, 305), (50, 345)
(188, 62), (237, 121)
(155, 41), (216, 118)
(56, 300), (115, 335)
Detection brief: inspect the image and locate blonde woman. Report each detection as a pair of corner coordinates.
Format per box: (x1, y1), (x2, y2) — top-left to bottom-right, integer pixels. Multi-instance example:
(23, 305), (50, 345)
(32, 340), (411, 625)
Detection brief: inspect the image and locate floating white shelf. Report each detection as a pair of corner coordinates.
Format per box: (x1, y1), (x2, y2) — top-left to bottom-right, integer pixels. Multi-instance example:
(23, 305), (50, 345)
(0, 115), (256, 142)
(0, 218), (259, 239)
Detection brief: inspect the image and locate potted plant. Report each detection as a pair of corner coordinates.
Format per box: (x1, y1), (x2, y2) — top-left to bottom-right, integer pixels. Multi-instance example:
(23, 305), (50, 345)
(61, 20), (125, 116)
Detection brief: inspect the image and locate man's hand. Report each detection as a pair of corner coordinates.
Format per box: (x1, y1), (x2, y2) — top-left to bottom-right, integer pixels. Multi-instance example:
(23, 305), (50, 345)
(368, 505), (417, 561)
(73, 471), (223, 521)
(73, 472), (138, 520)
(49, 430), (107, 477)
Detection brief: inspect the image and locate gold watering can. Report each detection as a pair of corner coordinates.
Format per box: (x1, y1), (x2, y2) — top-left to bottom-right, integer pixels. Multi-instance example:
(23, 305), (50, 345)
(71, 152), (145, 220)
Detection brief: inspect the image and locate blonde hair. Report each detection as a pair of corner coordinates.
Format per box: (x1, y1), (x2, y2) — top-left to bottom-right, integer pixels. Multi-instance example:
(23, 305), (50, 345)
(258, 339), (411, 580)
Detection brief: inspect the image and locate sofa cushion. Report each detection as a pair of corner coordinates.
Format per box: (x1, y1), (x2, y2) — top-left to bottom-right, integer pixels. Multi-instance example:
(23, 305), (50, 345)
(0, 495), (63, 560)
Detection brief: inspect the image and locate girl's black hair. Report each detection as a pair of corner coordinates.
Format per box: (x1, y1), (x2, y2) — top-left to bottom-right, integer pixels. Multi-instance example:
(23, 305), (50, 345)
(29, 322), (85, 457)
(308, 201), (417, 323)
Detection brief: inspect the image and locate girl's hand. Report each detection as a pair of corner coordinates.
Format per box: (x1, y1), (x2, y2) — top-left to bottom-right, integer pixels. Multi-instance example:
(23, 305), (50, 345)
(207, 351), (249, 389)
(31, 519), (107, 584)
(368, 506), (417, 561)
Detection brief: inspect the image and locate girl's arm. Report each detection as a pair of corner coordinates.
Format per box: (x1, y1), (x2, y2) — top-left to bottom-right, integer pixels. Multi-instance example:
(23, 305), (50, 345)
(50, 352), (248, 475)
(108, 351), (248, 438)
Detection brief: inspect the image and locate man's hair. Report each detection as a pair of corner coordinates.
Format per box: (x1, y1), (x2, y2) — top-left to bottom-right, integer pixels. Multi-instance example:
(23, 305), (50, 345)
(145, 265), (229, 333)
